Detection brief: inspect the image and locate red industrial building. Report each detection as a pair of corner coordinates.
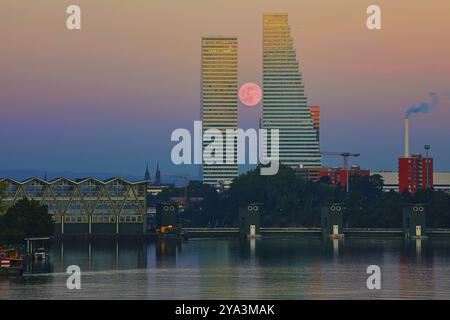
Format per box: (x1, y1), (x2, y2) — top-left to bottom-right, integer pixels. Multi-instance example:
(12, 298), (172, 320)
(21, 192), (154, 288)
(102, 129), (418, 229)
(319, 166), (370, 188)
(399, 155), (433, 193)
(398, 118), (434, 194)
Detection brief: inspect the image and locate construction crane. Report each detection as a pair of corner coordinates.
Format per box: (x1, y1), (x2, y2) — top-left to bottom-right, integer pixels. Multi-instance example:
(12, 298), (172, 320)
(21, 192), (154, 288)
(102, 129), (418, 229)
(320, 151), (360, 192)
(320, 151), (360, 171)
(163, 174), (189, 204)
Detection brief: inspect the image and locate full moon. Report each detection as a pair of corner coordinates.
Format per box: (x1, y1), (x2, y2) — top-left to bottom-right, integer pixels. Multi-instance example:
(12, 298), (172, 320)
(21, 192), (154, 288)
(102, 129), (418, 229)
(239, 82), (262, 107)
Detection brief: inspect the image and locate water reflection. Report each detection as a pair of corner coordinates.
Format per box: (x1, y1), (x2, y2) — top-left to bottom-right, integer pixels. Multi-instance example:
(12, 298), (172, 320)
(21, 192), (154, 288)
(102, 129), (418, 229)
(1, 238), (450, 299)
(250, 238), (256, 259)
(26, 260), (53, 274)
(332, 239), (339, 258)
(155, 239), (180, 268)
(28, 237), (441, 273)
(402, 238), (432, 263)
(416, 239), (422, 261)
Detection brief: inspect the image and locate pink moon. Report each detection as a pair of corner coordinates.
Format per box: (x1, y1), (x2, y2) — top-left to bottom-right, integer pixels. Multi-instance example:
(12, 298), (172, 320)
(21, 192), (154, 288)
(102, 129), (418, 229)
(239, 82), (262, 107)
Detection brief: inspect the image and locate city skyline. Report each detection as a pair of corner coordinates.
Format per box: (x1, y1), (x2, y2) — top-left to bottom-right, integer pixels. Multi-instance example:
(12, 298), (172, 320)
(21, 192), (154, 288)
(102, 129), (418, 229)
(1, 0), (450, 178)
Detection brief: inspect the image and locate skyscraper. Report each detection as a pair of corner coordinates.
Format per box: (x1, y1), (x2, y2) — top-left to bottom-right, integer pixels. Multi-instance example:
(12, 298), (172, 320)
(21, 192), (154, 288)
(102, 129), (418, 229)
(262, 13), (321, 169)
(201, 37), (238, 188)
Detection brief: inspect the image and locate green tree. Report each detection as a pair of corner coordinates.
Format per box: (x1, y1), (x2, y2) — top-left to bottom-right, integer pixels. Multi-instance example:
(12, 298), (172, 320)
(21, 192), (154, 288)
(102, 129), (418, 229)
(227, 165), (337, 227)
(413, 189), (450, 227)
(155, 166), (450, 228)
(0, 198), (53, 243)
(182, 181), (223, 227)
(154, 181), (224, 227)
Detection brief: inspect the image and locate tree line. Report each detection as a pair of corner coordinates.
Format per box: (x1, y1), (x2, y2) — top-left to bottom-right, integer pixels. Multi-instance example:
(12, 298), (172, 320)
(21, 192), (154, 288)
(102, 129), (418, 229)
(154, 165), (450, 228)
(1, 165), (450, 241)
(0, 183), (53, 244)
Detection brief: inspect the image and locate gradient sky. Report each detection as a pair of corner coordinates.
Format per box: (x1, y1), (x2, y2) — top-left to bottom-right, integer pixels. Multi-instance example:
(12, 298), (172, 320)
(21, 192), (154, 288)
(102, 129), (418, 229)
(1, 0), (450, 179)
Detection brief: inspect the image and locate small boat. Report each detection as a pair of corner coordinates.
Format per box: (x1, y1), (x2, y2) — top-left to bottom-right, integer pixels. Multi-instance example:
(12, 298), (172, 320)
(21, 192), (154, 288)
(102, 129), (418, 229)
(0, 248), (24, 276)
(156, 226), (184, 239)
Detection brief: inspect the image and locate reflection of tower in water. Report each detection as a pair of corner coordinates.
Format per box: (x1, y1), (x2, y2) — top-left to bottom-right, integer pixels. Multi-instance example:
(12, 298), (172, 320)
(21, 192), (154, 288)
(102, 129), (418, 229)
(399, 239), (434, 299)
(198, 240), (239, 299)
(332, 239), (339, 258)
(250, 239), (256, 259)
(310, 263), (322, 299)
(320, 238), (349, 299)
(416, 239), (422, 261)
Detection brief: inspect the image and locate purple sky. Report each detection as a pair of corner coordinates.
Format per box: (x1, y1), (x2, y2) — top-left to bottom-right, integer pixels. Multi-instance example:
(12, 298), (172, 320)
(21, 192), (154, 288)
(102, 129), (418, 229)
(1, 0), (450, 179)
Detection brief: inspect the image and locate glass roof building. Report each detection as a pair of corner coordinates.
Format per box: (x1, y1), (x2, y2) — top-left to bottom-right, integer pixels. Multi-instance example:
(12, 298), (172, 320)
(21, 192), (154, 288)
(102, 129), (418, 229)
(0, 177), (148, 236)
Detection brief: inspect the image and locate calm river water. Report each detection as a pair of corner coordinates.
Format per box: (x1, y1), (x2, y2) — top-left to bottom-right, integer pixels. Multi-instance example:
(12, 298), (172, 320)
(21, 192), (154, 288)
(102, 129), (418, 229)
(2, 238), (450, 299)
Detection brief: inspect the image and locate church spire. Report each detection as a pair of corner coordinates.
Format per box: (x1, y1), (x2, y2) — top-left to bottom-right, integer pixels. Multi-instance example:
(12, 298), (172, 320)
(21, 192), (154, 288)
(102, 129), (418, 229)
(144, 163), (150, 181)
(155, 162), (161, 186)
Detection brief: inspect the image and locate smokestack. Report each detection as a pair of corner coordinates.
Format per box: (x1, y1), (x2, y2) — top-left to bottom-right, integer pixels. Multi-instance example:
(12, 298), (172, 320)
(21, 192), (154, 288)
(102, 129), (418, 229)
(404, 117), (410, 158)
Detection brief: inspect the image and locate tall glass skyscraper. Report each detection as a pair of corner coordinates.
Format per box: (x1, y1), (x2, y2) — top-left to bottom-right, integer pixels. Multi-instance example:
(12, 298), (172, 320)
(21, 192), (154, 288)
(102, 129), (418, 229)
(201, 37), (238, 188)
(262, 13), (321, 168)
